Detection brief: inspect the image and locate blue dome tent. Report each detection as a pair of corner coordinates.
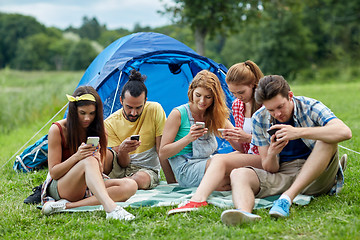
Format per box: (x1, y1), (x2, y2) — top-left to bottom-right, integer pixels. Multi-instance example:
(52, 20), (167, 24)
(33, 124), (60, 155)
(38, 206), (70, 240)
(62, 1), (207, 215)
(74, 32), (235, 118)
(74, 32), (235, 153)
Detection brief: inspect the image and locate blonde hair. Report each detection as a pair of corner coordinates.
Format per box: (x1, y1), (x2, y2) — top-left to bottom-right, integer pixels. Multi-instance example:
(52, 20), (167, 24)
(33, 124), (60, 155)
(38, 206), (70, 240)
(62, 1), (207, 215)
(226, 60), (264, 115)
(188, 70), (229, 136)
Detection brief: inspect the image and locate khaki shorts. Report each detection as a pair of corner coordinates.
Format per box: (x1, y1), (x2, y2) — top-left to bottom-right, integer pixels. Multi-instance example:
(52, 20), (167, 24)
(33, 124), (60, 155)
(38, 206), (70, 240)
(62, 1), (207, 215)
(47, 179), (61, 201)
(108, 150), (159, 189)
(249, 151), (339, 198)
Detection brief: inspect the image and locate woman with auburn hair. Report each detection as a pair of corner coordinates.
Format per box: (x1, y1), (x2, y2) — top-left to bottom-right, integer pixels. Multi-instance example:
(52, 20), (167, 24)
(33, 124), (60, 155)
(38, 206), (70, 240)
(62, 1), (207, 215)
(167, 61), (264, 215)
(40, 86), (138, 220)
(159, 70), (240, 189)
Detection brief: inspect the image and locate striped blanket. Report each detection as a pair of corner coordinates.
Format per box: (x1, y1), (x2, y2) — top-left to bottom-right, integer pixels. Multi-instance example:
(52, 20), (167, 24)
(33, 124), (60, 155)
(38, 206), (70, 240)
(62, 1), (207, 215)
(56, 182), (312, 212)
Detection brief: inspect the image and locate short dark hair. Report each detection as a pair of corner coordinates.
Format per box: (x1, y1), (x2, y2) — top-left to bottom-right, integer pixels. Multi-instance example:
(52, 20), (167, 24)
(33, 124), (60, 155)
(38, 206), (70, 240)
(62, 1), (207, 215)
(255, 75), (290, 104)
(121, 70), (147, 99)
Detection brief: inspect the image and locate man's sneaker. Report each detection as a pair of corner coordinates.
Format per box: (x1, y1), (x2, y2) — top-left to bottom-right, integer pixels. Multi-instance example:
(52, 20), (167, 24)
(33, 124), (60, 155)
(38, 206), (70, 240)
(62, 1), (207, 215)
(41, 199), (69, 215)
(269, 198), (290, 218)
(106, 206), (135, 221)
(221, 209), (261, 226)
(167, 201), (208, 215)
(340, 154), (348, 172)
(24, 184), (42, 204)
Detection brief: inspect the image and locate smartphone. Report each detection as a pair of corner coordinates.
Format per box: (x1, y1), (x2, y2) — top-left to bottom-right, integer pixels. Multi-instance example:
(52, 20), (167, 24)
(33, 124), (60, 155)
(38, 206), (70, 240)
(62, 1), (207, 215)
(86, 136), (99, 146)
(267, 128), (279, 136)
(130, 135), (140, 141)
(195, 122), (205, 129)
(218, 128), (225, 133)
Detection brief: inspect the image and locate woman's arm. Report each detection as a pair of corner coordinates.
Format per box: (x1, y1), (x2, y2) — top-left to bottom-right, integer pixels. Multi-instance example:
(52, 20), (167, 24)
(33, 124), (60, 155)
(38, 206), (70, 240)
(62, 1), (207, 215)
(48, 122), (96, 180)
(159, 109), (206, 160)
(159, 110), (188, 160)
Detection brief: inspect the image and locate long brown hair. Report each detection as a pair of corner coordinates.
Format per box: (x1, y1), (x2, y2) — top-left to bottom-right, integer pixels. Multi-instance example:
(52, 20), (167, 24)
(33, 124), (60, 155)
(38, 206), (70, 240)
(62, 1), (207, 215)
(226, 60), (264, 115)
(188, 70), (229, 136)
(66, 86), (107, 160)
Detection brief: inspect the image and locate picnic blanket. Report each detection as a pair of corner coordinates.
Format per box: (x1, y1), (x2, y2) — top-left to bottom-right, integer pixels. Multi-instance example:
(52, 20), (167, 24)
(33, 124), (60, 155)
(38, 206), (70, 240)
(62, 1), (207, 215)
(53, 182), (312, 213)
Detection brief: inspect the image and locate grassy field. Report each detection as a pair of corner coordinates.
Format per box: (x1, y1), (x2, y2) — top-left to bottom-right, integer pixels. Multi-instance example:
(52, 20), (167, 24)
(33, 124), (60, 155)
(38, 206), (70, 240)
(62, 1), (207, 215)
(0, 70), (359, 239)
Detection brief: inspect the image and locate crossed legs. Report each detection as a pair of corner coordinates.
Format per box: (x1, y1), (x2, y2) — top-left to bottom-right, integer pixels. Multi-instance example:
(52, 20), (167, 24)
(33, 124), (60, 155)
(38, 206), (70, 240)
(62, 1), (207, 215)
(57, 156), (137, 212)
(229, 141), (338, 213)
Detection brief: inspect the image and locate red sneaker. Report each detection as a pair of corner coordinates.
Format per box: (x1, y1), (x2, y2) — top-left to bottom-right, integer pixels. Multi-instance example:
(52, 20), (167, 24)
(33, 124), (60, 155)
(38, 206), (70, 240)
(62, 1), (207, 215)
(168, 201), (208, 215)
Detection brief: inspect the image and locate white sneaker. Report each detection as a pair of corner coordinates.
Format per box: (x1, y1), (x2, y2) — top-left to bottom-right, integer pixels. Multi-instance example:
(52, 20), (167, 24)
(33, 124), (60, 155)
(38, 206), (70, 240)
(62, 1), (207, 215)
(340, 154), (348, 172)
(221, 209), (261, 226)
(106, 206), (135, 221)
(41, 199), (69, 216)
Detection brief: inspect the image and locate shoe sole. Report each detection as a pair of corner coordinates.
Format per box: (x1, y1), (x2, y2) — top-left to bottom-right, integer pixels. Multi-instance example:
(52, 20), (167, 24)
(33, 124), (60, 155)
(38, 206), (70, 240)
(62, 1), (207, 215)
(269, 210), (286, 218)
(168, 207), (201, 215)
(340, 154), (347, 172)
(221, 210), (261, 226)
(41, 202), (52, 216)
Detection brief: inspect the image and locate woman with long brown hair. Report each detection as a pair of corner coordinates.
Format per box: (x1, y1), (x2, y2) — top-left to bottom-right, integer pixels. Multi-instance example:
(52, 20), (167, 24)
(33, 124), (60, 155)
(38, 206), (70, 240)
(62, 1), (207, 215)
(41, 86), (137, 220)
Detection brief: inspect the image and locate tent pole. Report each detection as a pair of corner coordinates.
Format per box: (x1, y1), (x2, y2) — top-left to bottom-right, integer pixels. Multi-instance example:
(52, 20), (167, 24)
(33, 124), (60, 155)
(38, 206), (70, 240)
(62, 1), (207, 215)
(110, 71), (122, 114)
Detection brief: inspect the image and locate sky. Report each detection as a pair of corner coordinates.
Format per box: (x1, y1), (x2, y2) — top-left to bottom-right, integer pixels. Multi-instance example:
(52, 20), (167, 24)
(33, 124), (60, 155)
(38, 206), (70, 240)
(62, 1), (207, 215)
(0, 0), (174, 30)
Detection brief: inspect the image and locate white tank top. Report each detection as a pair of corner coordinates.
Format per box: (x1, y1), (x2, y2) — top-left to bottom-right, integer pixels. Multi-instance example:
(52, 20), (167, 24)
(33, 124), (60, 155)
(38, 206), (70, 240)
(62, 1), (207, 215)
(243, 118), (252, 134)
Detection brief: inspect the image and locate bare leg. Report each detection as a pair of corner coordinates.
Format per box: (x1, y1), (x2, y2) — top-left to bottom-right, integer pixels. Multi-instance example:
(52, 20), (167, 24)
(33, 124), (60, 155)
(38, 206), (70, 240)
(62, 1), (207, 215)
(283, 141), (337, 201)
(66, 178), (138, 209)
(160, 158), (177, 184)
(129, 171), (151, 190)
(58, 156), (128, 212)
(191, 152), (262, 202)
(230, 168), (260, 213)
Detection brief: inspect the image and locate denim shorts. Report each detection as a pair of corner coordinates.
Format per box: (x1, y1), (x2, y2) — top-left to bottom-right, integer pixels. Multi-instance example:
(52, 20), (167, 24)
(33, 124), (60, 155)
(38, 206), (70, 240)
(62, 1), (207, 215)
(169, 154), (209, 188)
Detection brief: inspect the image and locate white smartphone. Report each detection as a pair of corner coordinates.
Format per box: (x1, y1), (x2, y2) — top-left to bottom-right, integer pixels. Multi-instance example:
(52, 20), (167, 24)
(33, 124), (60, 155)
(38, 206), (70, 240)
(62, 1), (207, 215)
(130, 135), (140, 141)
(218, 128), (225, 133)
(195, 122), (205, 128)
(86, 136), (99, 146)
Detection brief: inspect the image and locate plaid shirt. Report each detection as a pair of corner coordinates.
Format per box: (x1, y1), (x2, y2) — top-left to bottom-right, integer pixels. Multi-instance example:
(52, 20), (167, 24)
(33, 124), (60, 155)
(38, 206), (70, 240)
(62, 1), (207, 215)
(251, 96), (344, 195)
(251, 96), (337, 150)
(232, 99), (259, 155)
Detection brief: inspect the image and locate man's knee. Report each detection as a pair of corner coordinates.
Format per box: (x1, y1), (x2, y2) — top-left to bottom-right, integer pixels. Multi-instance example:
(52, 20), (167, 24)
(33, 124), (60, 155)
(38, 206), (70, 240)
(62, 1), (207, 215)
(230, 168), (254, 182)
(131, 171), (151, 189)
(313, 141), (337, 154)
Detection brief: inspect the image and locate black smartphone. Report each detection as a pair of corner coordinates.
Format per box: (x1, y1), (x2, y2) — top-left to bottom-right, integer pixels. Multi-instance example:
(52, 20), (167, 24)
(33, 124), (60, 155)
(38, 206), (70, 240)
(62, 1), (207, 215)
(130, 135), (140, 141)
(267, 128), (279, 136)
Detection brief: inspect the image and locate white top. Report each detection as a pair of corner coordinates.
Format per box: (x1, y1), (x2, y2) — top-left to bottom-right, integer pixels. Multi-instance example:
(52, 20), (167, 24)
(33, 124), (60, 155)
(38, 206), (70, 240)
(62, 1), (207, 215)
(243, 117), (252, 134)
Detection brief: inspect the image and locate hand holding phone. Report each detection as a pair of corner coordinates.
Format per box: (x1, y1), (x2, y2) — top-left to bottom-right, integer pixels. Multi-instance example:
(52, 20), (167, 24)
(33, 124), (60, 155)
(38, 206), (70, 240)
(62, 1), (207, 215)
(267, 128), (279, 136)
(86, 136), (99, 146)
(195, 122), (205, 129)
(130, 135), (140, 141)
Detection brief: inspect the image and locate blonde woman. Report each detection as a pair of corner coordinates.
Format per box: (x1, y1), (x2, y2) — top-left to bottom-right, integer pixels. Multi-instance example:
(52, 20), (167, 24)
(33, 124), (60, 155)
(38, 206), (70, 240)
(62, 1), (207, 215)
(167, 61), (264, 215)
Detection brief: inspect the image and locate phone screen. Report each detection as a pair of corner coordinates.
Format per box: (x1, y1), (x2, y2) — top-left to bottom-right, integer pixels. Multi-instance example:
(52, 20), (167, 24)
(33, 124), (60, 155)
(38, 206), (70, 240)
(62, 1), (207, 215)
(267, 128), (279, 136)
(86, 136), (99, 146)
(130, 135), (140, 141)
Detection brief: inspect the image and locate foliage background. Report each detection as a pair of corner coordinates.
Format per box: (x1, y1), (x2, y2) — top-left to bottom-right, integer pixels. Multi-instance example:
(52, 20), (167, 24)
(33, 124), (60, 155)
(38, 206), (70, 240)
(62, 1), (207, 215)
(1, 1), (359, 79)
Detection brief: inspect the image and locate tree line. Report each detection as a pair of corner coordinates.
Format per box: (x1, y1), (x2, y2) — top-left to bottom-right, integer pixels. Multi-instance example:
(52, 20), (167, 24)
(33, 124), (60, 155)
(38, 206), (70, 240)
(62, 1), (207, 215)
(0, 0), (359, 79)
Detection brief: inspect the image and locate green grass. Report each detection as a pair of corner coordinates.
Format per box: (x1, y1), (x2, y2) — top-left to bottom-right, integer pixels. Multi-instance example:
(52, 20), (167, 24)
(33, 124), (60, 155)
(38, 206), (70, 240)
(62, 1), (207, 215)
(0, 70), (359, 239)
